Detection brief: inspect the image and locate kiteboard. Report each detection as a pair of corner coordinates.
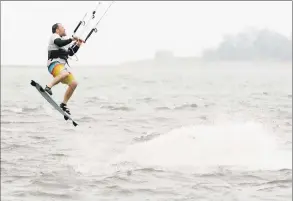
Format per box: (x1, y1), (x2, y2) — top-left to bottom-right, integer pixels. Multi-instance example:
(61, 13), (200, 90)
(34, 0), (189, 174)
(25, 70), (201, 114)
(30, 80), (78, 127)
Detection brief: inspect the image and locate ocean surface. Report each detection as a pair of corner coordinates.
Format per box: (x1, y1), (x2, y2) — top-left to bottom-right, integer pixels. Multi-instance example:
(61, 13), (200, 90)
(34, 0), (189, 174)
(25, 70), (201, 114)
(1, 62), (292, 201)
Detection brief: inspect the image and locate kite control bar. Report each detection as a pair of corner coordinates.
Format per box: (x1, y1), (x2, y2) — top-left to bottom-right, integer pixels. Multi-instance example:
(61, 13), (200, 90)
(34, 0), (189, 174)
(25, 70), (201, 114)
(69, 1), (114, 60)
(84, 1), (114, 42)
(72, 13), (86, 34)
(71, 1), (114, 44)
(72, 1), (102, 38)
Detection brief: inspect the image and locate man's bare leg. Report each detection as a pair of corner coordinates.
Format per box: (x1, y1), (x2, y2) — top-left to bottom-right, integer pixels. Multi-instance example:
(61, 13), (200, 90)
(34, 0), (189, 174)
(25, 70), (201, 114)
(59, 81), (78, 114)
(62, 81), (78, 105)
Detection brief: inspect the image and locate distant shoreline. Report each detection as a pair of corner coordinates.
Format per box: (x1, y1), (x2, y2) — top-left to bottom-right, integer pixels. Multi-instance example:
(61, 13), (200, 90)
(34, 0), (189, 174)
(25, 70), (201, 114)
(1, 59), (291, 69)
(2, 28), (291, 69)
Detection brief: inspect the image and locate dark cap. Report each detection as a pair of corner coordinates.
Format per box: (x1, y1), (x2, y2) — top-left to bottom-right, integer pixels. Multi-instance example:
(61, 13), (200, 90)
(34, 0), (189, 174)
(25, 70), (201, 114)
(52, 23), (60, 33)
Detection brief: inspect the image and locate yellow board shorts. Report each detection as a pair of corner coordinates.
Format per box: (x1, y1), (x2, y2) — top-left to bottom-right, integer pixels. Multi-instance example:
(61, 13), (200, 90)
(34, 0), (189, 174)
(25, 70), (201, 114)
(48, 61), (75, 85)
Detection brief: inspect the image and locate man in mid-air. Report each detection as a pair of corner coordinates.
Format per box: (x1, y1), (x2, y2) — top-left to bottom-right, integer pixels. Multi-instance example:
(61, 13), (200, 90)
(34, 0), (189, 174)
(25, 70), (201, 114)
(45, 23), (83, 115)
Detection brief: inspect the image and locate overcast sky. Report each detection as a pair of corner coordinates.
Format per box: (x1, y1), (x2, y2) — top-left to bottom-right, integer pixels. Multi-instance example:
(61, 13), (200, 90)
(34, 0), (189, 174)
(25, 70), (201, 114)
(1, 1), (292, 66)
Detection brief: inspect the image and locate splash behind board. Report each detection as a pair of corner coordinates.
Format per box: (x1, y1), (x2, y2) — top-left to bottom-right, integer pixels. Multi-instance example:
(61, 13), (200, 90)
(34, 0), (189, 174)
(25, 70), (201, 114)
(30, 80), (78, 127)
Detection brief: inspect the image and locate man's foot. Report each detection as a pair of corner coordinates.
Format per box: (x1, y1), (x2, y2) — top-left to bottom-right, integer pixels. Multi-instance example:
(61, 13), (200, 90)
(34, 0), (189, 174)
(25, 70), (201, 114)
(45, 85), (52, 95)
(60, 103), (71, 115)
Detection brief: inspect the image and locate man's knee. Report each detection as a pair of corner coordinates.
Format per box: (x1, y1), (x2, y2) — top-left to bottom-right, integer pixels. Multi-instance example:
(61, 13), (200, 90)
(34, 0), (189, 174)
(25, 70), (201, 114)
(69, 80), (78, 89)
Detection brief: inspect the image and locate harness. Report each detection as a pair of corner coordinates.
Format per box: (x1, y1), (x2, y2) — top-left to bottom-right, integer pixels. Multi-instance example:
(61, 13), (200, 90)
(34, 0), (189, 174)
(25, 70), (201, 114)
(48, 47), (76, 68)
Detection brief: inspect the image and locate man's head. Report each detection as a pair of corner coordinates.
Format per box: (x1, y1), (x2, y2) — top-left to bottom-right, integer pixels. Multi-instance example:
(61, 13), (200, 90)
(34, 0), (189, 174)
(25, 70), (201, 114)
(52, 23), (66, 36)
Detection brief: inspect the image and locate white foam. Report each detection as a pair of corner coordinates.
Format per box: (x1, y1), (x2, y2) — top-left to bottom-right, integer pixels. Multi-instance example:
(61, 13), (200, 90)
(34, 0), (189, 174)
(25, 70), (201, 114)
(114, 122), (292, 172)
(64, 132), (117, 176)
(2, 107), (23, 113)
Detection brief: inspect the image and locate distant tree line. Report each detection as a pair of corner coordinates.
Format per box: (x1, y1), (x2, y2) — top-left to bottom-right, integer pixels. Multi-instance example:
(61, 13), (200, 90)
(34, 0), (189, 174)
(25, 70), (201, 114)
(202, 28), (292, 61)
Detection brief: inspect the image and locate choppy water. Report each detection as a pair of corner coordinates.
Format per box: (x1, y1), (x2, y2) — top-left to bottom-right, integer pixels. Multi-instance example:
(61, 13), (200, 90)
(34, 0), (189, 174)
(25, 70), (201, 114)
(1, 63), (292, 201)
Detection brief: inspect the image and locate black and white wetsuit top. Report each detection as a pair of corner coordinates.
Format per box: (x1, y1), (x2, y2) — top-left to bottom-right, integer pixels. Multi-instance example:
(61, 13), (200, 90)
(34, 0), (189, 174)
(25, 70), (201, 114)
(47, 33), (79, 69)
